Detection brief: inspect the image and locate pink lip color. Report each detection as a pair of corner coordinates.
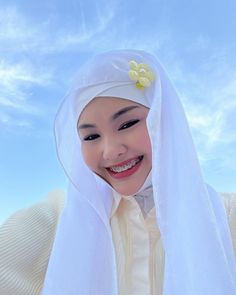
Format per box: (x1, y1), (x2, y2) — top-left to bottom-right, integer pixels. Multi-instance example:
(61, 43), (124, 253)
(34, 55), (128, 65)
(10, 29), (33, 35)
(108, 157), (140, 167)
(106, 157), (143, 179)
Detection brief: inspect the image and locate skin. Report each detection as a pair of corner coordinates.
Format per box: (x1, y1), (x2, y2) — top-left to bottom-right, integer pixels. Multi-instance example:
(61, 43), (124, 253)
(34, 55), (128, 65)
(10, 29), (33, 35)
(77, 96), (152, 196)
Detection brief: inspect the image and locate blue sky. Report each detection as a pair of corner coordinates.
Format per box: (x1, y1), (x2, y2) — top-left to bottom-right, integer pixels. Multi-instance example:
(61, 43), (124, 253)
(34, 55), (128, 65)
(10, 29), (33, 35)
(0, 0), (236, 223)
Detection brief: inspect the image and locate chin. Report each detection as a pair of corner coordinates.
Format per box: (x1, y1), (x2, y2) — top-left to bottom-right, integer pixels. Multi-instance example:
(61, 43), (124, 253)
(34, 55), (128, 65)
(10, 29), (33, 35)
(94, 171), (148, 196)
(112, 183), (143, 196)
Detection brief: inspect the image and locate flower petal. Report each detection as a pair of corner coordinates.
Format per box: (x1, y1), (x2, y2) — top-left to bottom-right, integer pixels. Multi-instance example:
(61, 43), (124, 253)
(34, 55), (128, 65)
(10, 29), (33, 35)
(128, 60), (155, 89)
(129, 60), (138, 70)
(138, 63), (149, 71)
(128, 70), (139, 81)
(139, 77), (151, 87)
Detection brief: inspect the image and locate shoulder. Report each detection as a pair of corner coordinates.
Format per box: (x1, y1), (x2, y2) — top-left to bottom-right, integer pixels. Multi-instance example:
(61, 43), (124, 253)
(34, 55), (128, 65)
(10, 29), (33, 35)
(220, 192), (236, 255)
(0, 189), (66, 294)
(0, 189), (66, 241)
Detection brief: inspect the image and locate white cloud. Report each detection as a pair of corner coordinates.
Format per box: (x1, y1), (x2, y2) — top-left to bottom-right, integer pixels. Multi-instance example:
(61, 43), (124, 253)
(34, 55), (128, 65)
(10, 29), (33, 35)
(0, 110), (32, 128)
(0, 60), (52, 87)
(0, 2), (167, 57)
(0, 7), (43, 52)
(0, 4), (235, 148)
(187, 92), (235, 147)
(168, 50), (236, 170)
(0, 3), (119, 127)
(55, 1), (116, 50)
(0, 59), (53, 126)
(0, 3), (118, 54)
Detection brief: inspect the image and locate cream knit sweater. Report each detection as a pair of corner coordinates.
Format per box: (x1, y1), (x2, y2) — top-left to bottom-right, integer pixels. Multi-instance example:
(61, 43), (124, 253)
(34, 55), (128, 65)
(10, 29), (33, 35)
(0, 190), (235, 295)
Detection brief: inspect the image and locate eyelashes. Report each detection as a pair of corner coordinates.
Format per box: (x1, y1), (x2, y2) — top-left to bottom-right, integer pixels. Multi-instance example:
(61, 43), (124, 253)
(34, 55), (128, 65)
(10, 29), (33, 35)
(83, 134), (100, 141)
(83, 119), (140, 141)
(118, 119), (140, 130)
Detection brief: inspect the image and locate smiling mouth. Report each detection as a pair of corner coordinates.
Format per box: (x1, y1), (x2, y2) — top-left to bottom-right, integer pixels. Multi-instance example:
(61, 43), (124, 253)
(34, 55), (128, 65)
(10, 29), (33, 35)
(107, 156), (144, 173)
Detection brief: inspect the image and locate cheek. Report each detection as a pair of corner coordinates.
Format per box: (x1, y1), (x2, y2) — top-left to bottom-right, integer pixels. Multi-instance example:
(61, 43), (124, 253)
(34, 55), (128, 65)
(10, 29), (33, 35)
(131, 125), (152, 153)
(143, 131), (152, 155)
(81, 145), (98, 170)
(141, 129), (151, 146)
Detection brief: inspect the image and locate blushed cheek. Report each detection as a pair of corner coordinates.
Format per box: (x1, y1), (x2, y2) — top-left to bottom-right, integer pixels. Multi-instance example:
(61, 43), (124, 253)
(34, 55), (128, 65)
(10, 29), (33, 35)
(137, 126), (151, 148)
(145, 134), (152, 153)
(139, 127), (152, 161)
(141, 133), (150, 146)
(81, 146), (100, 173)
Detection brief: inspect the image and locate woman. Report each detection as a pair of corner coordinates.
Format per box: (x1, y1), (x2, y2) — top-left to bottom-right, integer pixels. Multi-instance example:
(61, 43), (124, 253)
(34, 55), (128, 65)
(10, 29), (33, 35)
(0, 50), (235, 295)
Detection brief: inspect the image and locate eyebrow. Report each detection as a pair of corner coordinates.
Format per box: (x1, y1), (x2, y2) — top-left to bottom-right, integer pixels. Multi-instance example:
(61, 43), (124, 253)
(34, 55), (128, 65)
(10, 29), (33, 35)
(111, 105), (139, 120)
(78, 105), (139, 130)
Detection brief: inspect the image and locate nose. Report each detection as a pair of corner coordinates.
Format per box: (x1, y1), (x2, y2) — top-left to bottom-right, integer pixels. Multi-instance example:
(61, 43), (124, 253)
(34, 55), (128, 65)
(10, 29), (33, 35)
(102, 138), (127, 161)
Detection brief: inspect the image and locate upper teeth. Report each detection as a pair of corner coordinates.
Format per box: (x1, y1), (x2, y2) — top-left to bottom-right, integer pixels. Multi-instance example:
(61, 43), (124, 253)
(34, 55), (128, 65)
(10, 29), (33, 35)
(109, 158), (141, 173)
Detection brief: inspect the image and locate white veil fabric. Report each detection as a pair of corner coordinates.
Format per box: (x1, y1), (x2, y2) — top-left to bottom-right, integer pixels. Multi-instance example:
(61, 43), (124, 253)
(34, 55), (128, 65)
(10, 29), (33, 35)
(42, 50), (236, 295)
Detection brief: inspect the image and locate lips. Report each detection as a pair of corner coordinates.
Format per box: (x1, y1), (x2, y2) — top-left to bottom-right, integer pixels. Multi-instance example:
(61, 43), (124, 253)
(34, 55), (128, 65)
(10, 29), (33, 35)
(106, 156), (144, 179)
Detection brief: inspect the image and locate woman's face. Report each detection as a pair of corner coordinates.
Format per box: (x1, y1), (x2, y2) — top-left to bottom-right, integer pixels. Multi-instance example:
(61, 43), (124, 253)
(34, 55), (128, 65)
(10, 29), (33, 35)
(78, 96), (152, 196)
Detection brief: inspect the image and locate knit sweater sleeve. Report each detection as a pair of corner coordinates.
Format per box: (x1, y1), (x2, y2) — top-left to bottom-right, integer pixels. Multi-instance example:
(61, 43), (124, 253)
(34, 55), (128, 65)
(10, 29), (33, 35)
(0, 190), (66, 295)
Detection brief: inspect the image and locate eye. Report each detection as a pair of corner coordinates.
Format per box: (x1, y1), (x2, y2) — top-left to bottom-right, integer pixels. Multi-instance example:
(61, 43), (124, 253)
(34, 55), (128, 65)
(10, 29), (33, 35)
(118, 119), (140, 130)
(83, 134), (100, 141)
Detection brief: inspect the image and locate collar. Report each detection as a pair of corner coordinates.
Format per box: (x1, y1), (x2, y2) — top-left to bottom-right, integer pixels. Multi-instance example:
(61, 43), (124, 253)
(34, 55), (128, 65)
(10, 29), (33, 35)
(110, 171), (153, 218)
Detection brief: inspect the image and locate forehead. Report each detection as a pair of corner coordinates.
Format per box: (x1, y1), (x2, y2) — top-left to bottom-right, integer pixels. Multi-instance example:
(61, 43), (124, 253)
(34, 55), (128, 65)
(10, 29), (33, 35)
(78, 96), (146, 122)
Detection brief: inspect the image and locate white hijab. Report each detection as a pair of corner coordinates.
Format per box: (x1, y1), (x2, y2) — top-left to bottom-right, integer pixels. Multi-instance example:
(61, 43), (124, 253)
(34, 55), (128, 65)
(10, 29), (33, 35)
(42, 50), (236, 295)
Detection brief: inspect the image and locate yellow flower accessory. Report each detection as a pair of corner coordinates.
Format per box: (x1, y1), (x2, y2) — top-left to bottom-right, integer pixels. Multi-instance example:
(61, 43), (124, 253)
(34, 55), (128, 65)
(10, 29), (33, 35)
(128, 60), (155, 89)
